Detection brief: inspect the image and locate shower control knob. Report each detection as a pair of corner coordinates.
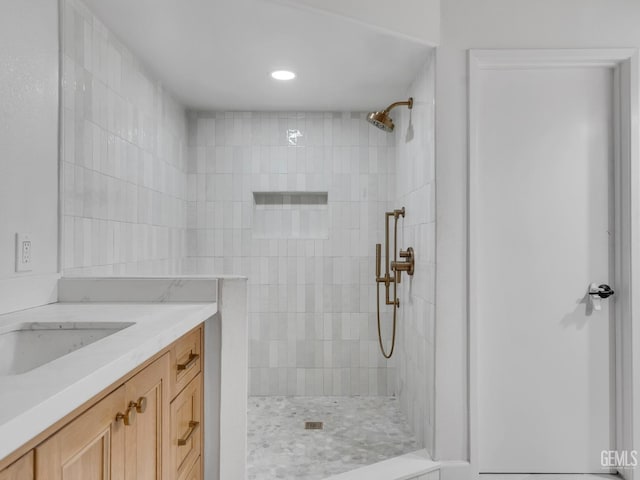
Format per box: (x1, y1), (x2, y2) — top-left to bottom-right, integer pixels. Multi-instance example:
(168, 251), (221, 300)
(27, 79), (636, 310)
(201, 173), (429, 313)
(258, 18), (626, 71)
(391, 247), (415, 277)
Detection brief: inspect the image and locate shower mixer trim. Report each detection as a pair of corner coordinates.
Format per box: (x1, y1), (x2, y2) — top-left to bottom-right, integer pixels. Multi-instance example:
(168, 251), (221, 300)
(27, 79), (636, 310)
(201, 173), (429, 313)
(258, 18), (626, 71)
(392, 247), (415, 277)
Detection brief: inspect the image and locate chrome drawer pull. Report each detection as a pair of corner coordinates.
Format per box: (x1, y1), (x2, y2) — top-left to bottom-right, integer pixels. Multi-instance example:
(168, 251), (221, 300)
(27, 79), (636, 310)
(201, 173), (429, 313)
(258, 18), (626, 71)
(177, 352), (199, 371)
(177, 421), (200, 446)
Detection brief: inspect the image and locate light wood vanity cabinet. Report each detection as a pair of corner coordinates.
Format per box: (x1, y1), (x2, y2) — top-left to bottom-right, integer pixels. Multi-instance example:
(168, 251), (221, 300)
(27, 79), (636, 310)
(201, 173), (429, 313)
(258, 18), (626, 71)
(170, 327), (201, 399)
(124, 354), (170, 480)
(181, 456), (201, 480)
(170, 374), (202, 479)
(169, 328), (203, 480)
(36, 385), (127, 480)
(0, 326), (204, 480)
(36, 355), (171, 480)
(0, 452), (33, 480)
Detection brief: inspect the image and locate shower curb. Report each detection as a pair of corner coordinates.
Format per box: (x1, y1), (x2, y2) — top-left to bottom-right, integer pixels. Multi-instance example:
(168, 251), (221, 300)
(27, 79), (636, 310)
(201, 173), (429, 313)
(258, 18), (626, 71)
(323, 449), (439, 480)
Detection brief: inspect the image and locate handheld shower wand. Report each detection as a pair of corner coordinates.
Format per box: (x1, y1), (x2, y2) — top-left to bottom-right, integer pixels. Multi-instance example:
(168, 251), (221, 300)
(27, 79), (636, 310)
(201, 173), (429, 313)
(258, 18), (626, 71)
(375, 208), (415, 358)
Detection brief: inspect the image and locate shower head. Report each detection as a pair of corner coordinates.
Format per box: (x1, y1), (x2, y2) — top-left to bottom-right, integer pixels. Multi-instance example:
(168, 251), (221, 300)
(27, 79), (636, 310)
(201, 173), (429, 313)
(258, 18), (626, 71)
(367, 111), (395, 132)
(366, 97), (413, 132)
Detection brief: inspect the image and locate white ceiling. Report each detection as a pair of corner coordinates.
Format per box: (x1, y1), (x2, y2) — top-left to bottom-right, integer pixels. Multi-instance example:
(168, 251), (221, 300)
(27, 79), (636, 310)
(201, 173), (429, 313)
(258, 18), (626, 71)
(82, 0), (431, 111)
(276, 0), (440, 45)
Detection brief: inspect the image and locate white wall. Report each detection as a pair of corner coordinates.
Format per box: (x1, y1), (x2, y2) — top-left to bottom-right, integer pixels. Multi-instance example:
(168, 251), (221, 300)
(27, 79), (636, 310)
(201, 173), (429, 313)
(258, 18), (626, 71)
(184, 111), (397, 396)
(60, 0), (188, 276)
(0, 0), (60, 314)
(395, 53), (436, 454)
(436, 0), (640, 462)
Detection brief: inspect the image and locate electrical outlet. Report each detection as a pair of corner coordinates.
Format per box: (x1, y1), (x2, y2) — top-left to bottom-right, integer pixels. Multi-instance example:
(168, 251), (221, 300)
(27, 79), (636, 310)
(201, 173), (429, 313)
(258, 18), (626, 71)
(15, 233), (32, 272)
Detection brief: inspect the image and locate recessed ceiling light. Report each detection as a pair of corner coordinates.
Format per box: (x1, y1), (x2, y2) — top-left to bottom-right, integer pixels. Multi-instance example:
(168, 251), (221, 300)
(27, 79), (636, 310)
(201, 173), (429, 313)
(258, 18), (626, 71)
(271, 70), (296, 81)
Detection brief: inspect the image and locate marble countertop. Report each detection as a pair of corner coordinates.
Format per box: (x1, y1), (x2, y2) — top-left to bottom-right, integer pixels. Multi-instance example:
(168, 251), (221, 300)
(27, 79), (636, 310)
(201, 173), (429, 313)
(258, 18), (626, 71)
(0, 301), (218, 462)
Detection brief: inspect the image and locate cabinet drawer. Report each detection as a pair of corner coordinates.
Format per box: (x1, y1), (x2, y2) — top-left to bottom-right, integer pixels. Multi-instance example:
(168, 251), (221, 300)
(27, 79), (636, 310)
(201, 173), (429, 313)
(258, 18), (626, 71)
(180, 456), (201, 480)
(170, 374), (202, 479)
(170, 327), (202, 399)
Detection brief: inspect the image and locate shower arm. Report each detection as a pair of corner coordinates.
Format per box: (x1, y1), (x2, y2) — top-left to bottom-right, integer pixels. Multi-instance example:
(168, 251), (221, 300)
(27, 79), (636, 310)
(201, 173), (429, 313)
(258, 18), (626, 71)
(382, 98), (414, 114)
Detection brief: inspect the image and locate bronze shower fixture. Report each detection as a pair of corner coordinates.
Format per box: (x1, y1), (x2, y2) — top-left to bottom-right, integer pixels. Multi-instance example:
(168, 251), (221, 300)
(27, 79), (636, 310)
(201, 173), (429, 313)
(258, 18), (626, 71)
(375, 207), (415, 358)
(367, 98), (414, 132)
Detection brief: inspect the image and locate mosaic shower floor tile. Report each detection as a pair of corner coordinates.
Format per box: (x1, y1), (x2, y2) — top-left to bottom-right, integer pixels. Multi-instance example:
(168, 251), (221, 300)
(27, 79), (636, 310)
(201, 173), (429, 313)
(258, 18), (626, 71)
(248, 396), (420, 480)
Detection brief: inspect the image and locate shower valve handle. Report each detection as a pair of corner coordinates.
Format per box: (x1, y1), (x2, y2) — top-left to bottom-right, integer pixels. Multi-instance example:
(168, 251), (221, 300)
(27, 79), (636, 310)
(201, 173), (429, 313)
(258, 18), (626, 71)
(391, 247), (415, 278)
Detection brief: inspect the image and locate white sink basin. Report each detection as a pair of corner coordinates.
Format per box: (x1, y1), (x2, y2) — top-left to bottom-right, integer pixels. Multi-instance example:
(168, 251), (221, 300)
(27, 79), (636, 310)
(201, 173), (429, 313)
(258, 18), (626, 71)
(0, 322), (134, 376)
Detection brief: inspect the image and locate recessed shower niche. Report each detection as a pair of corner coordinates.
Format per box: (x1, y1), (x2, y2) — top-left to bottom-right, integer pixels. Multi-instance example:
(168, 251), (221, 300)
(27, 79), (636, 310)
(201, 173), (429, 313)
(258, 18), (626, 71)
(252, 192), (328, 239)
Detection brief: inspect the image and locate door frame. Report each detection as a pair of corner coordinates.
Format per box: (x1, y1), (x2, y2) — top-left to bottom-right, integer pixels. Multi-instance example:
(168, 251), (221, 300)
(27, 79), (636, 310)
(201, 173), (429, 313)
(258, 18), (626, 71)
(468, 48), (640, 479)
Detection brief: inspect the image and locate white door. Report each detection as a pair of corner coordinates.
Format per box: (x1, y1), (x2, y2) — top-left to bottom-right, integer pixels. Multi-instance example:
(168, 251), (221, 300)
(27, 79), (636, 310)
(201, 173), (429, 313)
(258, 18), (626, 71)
(474, 65), (615, 472)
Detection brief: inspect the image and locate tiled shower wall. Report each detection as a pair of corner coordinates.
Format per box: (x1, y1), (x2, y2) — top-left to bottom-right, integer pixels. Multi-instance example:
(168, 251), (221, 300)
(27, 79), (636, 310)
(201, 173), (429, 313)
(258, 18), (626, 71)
(60, 0), (188, 275)
(183, 112), (397, 395)
(395, 54), (436, 453)
(58, 0), (436, 434)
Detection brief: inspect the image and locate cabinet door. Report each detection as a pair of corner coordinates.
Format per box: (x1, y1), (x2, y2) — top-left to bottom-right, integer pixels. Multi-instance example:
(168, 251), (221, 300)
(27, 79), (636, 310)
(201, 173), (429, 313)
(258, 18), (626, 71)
(124, 353), (170, 480)
(170, 373), (202, 480)
(36, 387), (126, 480)
(0, 451), (33, 480)
(181, 456), (201, 480)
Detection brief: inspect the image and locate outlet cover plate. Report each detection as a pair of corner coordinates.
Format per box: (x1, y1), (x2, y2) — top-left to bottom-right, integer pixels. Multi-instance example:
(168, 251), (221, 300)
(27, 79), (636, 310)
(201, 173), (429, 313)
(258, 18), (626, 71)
(15, 233), (32, 272)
